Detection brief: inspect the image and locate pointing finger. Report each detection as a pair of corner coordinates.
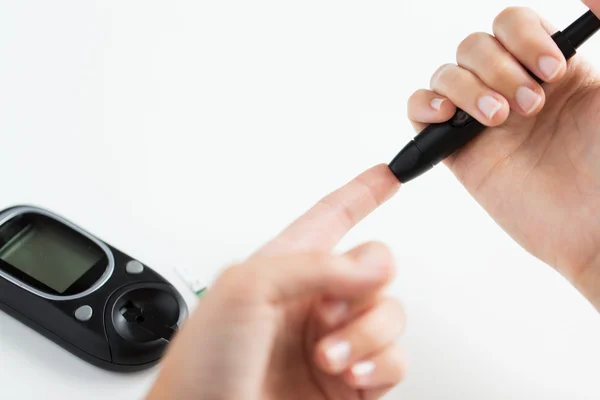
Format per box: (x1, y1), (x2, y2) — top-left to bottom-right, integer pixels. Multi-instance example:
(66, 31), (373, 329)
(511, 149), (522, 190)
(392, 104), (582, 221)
(253, 164), (400, 257)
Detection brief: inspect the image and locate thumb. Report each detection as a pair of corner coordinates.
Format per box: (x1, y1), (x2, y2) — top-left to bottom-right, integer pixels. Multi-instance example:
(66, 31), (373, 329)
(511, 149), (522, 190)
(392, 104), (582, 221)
(218, 242), (396, 304)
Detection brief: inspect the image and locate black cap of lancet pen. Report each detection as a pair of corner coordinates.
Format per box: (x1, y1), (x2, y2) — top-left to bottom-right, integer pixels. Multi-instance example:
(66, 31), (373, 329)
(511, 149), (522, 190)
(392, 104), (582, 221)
(389, 140), (432, 183)
(388, 10), (600, 184)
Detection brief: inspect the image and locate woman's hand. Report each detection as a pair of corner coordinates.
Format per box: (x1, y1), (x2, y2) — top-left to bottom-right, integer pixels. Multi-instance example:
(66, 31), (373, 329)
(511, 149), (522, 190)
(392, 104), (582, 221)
(407, 6), (600, 309)
(146, 165), (407, 400)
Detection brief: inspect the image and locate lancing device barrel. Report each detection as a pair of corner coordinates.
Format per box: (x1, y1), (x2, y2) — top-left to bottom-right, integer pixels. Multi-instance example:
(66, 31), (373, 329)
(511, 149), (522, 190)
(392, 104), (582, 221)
(389, 10), (600, 184)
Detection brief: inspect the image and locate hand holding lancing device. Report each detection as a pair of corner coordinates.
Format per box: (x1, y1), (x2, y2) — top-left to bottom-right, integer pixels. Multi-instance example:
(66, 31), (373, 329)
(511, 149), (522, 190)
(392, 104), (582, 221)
(408, 5), (600, 311)
(146, 165), (406, 400)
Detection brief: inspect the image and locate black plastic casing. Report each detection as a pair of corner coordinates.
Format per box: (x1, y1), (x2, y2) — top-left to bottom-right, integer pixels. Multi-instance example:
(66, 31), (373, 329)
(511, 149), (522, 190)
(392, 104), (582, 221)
(389, 110), (483, 182)
(0, 205), (188, 372)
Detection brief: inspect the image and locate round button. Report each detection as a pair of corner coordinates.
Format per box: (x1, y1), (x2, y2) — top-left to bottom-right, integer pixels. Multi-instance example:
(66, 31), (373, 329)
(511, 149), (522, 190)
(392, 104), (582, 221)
(451, 110), (473, 127)
(74, 305), (93, 322)
(126, 260), (144, 274)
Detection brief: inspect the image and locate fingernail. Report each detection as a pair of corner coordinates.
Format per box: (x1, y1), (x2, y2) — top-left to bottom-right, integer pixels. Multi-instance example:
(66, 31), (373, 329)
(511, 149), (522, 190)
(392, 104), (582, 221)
(539, 56), (561, 80)
(430, 98), (445, 111)
(324, 340), (351, 372)
(351, 361), (376, 384)
(321, 301), (348, 325)
(477, 96), (502, 119)
(516, 86), (542, 114)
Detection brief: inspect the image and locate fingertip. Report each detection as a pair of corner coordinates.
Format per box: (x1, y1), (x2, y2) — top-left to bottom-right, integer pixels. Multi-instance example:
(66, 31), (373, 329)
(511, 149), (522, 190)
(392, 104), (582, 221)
(538, 54), (568, 83)
(476, 94), (510, 127)
(318, 299), (349, 327)
(429, 97), (444, 111)
(430, 97), (457, 119)
(314, 337), (351, 375)
(370, 163), (402, 196)
(539, 18), (568, 83)
(342, 347), (408, 390)
(351, 163), (401, 205)
(514, 85), (546, 117)
(343, 361), (377, 388)
(408, 89), (456, 126)
(313, 343), (331, 373)
(492, 5), (570, 85)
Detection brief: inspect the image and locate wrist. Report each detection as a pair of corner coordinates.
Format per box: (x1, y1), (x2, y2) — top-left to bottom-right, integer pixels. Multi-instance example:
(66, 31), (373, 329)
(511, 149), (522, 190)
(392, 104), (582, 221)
(570, 257), (600, 312)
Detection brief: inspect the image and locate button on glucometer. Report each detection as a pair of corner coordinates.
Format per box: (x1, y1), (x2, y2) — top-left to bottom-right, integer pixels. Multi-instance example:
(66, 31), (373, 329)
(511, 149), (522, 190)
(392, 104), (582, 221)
(126, 260), (144, 274)
(74, 305), (93, 322)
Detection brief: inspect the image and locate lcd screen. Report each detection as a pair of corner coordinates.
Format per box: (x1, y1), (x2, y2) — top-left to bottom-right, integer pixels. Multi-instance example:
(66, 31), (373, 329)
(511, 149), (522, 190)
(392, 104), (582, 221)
(0, 215), (103, 293)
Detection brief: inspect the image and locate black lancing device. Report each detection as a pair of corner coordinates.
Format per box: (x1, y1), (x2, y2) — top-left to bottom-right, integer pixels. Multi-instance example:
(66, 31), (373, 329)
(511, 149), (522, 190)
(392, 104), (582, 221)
(389, 10), (600, 183)
(0, 205), (188, 372)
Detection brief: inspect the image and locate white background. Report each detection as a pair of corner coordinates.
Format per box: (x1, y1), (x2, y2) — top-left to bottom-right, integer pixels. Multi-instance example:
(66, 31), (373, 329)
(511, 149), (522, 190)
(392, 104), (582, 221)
(1, 0), (600, 399)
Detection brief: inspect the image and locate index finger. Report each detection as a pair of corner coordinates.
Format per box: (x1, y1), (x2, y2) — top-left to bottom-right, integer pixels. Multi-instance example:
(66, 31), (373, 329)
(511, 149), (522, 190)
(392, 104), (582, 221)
(583, 1), (600, 18)
(252, 164), (400, 258)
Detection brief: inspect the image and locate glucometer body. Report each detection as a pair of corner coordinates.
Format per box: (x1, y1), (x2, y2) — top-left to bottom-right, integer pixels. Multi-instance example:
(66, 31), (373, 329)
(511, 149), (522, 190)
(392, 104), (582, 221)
(0, 205), (188, 372)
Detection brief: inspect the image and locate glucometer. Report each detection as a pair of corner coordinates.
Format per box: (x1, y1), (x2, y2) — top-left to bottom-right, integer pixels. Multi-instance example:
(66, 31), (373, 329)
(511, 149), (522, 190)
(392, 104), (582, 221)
(0, 205), (189, 372)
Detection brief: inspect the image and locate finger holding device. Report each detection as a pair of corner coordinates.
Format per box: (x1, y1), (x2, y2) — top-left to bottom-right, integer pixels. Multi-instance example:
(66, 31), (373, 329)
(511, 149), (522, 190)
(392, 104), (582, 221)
(389, 9), (600, 183)
(584, 0), (600, 17)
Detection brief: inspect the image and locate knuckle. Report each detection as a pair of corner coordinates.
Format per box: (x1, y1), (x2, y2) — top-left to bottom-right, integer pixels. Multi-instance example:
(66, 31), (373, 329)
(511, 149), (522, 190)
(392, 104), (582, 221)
(488, 57), (513, 84)
(355, 174), (385, 214)
(456, 32), (489, 61)
(494, 6), (527, 28)
(515, 27), (539, 46)
(316, 196), (355, 232)
(430, 63), (455, 90)
(494, 7), (537, 34)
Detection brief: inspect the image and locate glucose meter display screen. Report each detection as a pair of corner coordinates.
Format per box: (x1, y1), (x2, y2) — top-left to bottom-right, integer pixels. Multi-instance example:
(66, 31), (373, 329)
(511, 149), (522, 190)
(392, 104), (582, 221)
(0, 214), (104, 293)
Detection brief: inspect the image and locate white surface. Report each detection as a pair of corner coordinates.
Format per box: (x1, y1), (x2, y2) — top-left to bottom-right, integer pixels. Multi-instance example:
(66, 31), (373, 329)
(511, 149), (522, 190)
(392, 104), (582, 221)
(1, 0), (600, 399)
